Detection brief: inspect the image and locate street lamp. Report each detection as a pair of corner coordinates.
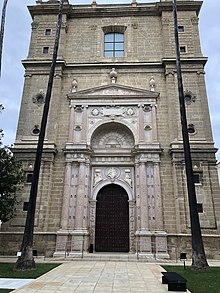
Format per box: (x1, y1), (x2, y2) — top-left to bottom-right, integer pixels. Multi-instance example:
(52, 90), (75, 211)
(15, 0), (65, 270)
(172, 0), (209, 271)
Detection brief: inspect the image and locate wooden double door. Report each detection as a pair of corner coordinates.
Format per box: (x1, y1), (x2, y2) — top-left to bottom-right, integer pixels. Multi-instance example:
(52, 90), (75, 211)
(95, 184), (129, 252)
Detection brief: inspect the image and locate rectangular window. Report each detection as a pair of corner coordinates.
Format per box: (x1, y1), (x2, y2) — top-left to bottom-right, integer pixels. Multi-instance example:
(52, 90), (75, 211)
(193, 172), (202, 184)
(197, 203), (203, 213)
(26, 173), (33, 183)
(23, 202), (29, 211)
(45, 29), (51, 36)
(43, 46), (49, 54)
(104, 32), (124, 58)
(180, 46), (186, 53)
(178, 26), (185, 32)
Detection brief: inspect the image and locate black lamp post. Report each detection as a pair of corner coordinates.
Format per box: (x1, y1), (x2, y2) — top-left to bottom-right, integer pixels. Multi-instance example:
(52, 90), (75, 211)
(15, 0), (64, 270)
(172, 0), (209, 270)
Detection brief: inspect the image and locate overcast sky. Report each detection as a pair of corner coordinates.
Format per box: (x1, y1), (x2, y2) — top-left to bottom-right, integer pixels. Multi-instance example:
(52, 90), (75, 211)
(0, 0), (219, 161)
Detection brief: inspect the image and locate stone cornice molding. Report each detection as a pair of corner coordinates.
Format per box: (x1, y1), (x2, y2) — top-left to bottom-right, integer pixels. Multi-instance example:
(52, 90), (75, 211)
(28, 1), (203, 20)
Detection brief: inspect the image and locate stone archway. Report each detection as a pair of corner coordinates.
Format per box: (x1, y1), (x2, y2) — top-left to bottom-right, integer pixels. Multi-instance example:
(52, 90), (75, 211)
(95, 184), (129, 252)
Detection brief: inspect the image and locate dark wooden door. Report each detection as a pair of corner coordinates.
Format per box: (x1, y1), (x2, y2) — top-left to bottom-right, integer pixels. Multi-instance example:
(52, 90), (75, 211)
(95, 184), (129, 252)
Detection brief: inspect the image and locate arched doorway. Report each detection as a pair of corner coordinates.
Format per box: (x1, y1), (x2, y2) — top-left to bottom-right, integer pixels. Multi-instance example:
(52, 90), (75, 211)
(95, 184), (129, 252)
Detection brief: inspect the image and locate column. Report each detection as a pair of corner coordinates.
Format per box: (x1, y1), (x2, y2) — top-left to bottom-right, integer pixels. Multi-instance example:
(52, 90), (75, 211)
(70, 160), (89, 254)
(154, 162), (169, 259)
(136, 161), (152, 257)
(138, 106), (145, 143)
(139, 162), (149, 230)
(151, 105), (158, 142)
(74, 161), (86, 229)
(68, 104), (75, 142)
(54, 162), (71, 257)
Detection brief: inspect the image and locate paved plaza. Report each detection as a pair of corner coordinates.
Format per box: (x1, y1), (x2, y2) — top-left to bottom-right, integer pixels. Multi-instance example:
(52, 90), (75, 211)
(8, 261), (190, 293)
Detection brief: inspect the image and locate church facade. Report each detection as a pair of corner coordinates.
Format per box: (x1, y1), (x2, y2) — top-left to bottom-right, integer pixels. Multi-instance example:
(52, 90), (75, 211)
(1, 0), (220, 259)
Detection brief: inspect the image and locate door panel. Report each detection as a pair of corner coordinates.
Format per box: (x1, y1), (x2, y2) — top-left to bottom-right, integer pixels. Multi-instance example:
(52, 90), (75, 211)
(95, 184), (129, 252)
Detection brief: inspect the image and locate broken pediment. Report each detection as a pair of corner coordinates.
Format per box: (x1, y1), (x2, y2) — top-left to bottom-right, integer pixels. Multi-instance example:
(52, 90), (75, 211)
(67, 83), (160, 99)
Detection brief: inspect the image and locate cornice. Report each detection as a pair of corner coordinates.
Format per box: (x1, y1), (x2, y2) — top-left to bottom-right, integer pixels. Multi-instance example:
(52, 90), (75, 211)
(28, 1), (203, 20)
(22, 58), (207, 70)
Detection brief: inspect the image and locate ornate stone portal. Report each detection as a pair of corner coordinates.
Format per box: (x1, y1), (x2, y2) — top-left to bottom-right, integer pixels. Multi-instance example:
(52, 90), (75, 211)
(54, 84), (169, 259)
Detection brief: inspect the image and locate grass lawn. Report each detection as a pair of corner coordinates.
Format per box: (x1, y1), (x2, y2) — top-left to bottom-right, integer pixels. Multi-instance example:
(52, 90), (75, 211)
(0, 262), (61, 293)
(163, 265), (220, 293)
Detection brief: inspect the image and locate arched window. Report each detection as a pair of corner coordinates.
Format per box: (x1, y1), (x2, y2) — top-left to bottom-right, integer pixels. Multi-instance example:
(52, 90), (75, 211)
(104, 32), (124, 57)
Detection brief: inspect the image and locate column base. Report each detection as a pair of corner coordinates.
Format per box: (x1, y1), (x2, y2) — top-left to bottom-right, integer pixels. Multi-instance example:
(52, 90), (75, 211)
(155, 231), (169, 259)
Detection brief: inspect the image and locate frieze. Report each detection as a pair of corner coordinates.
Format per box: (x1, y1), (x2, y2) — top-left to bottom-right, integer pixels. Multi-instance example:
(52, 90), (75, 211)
(101, 106), (125, 117)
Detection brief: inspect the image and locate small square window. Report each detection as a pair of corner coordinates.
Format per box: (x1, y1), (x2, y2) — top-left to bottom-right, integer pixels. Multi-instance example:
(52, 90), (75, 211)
(178, 26), (185, 32)
(23, 202), (29, 211)
(43, 46), (49, 54)
(45, 29), (51, 36)
(180, 46), (186, 53)
(197, 203), (203, 213)
(26, 173), (33, 183)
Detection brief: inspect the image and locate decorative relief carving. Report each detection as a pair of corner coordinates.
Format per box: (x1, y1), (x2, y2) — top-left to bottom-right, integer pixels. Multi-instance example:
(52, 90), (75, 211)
(184, 90), (196, 105)
(142, 104), (152, 112)
(106, 167), (120, 182)
(90, 24), (97, 30)
(162, 18), (170, 26)
(74, 105), (84, 112)
(125, 169), (132, 187)
(100, 106), (125, 117)
(165, 70), (175, 77)
(197, 70), (205, 75)
(91, 108), (100, 116)
(32, 91), (45, 105)
(71, 79), (78, 93)
(144, 125), (152, 131)
(131, 22), (138, 29)
(149, 76), (156, 92)
(191, 16), (199, 25)
(31, 21), (38, 29)
(110, 68), (118, 84)
(74, 125), (82, 131)
(126, 108), (135, 116)
(93, 169), (103, 186)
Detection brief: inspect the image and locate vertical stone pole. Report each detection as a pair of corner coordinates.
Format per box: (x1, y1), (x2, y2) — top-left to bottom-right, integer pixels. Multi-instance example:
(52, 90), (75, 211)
(68, 103), (75, 142)
(135, 162), (141, 232)
(154, 162), (163, 231)
(129, 200), (136, 252)
(89, 200), (97, 248)
(154, 162), (169, 259)
(71, 160), (89, 254)
(138, 106), (145, 143)
(54, 161), (72, 257)
(74, 161), (86, 229)
(81, 107), (88, 143)
(151, 105), (158, 142)
(60, 161), (72, 230)
(138, 161), (152, 257)
(82, 161), (91, 251)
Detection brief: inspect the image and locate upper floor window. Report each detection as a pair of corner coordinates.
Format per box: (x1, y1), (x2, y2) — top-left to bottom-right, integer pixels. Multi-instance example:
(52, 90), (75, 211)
(45, 29), (51, 36)
(104, 32), (124, 58)
(178, 25), (184, 33)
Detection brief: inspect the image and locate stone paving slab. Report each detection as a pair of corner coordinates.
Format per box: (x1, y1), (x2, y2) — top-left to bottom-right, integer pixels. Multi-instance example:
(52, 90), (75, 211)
(0, 278), (34, 289)
(10, 261), (191, 293)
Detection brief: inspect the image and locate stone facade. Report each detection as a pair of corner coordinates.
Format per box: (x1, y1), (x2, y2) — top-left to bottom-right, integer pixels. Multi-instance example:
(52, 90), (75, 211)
(1, 0), (220, 259)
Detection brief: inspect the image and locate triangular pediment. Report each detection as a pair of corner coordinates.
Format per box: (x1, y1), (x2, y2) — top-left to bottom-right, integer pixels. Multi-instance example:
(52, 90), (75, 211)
(68, 83), (159, 98)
